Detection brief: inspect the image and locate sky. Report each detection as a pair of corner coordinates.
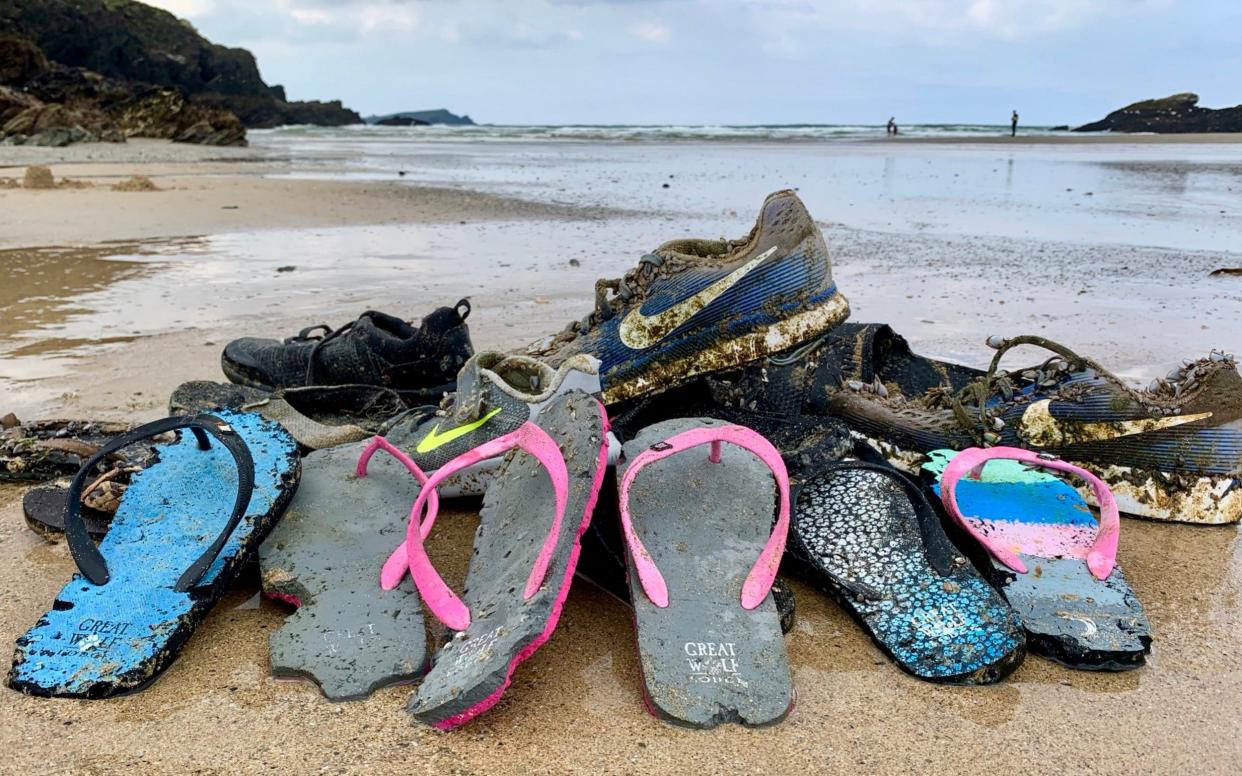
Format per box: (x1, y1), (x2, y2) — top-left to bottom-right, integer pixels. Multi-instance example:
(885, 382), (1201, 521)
(145, 0), (1242, 126)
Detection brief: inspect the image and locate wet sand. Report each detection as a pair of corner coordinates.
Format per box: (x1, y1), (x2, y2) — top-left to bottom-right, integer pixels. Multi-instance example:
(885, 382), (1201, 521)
(0, 137), (1240, 773)
(881, 132), (1242, 145)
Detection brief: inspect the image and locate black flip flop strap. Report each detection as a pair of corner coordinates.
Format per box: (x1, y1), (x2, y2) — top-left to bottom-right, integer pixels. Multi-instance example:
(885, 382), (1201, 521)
(811, 458), (962, 578)
(65, 415), (256, 593)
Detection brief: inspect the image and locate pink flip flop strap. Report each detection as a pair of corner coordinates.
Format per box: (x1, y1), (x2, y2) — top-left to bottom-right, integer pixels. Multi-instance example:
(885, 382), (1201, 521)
(364, 423), (569, 631)
(618, 424), (790, 610)
(938, 446), (1120, 580)
(355, 434), (440, 533)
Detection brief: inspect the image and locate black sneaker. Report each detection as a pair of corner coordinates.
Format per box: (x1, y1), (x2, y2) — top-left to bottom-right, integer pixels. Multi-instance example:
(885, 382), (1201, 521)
(221, 301), (473, 403)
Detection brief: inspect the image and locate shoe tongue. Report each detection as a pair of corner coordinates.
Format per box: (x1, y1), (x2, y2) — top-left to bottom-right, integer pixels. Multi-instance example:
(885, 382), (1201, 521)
(449, 354), (553, 422)
(356, 311), (416, 341)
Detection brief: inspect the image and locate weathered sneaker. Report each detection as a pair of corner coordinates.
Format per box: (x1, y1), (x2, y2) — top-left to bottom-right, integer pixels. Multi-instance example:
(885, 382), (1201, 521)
(703, 323), (1242, 525)
(526, 190), (850, 404)
(383, 351), (617, 496)
(221, 301), (473, 403)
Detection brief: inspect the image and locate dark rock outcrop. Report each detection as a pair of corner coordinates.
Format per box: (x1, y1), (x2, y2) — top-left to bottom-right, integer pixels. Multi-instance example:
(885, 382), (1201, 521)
(366, 109), (474, 126)
(375, 116), (430, 127)
(0, 32), (46, 84)
(1074, 93), (1242, 133)
(193, 93), (359, 129)
(116, 88), (247, 146)
(0, 34), (245, 147)
(0, 0), (360, 128)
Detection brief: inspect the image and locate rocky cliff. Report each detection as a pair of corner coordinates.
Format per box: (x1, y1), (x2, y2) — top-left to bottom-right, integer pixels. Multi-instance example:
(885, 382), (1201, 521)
(0, 0), (360, 128)
(1, 32), (244, 146)
(1074, 93), (1242, 133)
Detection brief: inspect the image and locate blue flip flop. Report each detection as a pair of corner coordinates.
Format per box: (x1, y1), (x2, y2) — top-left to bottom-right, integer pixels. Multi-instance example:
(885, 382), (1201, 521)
(7, 411), (300, 698)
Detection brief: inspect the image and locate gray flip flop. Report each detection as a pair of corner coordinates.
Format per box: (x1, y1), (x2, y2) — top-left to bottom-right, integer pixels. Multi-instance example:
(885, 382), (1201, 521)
(259, 439), (430, 701)
(618, 417), (794, 728)
(384, 390), (608, 729)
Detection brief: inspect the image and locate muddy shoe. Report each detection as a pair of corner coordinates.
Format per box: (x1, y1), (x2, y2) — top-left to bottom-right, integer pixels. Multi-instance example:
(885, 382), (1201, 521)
(1, 416), (147, 483)
(931, 447), (1152, 671)
(23, 474), (127, 540)
(382, 351), (614, 497)
(170, 380), (407, 450)
(710, 325), (1242, 525)
(221, 301), (473, 403)
(525, 190), (850, 404)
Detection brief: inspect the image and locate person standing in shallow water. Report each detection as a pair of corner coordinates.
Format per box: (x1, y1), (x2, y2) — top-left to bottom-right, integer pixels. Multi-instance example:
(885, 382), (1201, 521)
(1011, 110), (1019, 137)
(887, 117), (898, 136)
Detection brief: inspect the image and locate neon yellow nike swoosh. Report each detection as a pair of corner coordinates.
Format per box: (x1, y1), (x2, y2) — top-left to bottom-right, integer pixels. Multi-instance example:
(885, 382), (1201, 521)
(416, 407), (503, 454)
(618, 246), (778, 350)
(1018, 399), (1212, 448)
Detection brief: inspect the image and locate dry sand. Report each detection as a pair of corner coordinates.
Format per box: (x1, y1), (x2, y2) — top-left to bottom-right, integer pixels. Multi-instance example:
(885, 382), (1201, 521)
(0, 138), (1239, 774)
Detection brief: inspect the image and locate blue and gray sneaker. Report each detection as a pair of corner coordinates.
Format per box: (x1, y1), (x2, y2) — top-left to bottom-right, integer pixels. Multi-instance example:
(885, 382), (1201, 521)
(526, 189), (850, 404)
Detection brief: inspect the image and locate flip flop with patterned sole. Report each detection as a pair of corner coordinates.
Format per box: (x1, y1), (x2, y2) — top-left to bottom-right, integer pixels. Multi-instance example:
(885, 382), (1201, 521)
(789, 459), (1026, 684)
(7, 411), (299, 698)
(618, 417), (794, 728)
(929, 447), (1152, 671)
(259, 438), (431, 701)
(379, 390), (608, 729)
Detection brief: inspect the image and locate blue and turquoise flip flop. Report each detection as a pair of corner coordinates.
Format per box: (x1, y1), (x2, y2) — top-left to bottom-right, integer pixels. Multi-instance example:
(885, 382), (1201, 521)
(7, 411), (300, 698)
(924, 447), (1151, 671)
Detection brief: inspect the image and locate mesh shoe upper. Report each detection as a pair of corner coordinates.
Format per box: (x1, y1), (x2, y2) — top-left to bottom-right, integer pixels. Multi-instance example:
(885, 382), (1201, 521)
(526, 190), (849, 404)
(221, 302), (473, 400)
(384, 351), (603, 473)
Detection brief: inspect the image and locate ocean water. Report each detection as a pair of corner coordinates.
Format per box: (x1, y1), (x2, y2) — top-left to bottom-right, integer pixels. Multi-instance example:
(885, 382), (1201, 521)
(259, 123), (1063, 142)
(252, 125), (1242, 254)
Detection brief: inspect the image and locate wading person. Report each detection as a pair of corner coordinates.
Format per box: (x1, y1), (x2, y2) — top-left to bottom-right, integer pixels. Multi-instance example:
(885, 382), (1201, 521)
(1010, 110), (1019, 137)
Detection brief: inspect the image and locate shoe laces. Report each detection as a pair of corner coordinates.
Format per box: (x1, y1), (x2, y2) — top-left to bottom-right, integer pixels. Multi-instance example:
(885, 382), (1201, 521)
(557, 253), (667, 341)
(941, 335), (1133, 445)
(303, 320), (358, 386)
(285, 324), (334, 344)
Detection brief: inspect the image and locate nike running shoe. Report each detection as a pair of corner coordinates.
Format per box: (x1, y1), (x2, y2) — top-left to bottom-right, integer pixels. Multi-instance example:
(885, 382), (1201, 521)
(701, 324), (1242, 525)
(383, 351), (617, 497)
(221, 301), (473, 403)
(525, 190), (850, 404)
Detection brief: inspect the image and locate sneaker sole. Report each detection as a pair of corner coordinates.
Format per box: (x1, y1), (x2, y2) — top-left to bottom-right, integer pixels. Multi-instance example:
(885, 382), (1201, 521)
(601, 290), (850, 405)
(853, 430), (1242, 525)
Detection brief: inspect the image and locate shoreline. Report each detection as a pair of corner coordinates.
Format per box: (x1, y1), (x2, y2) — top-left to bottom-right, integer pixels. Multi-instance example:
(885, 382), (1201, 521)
(0, 141), (626, 250)
(873, 132), (1242, 145)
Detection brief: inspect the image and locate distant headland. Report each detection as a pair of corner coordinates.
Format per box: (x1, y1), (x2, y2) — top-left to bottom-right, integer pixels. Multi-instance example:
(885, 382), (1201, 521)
(365, 110), (476, 127)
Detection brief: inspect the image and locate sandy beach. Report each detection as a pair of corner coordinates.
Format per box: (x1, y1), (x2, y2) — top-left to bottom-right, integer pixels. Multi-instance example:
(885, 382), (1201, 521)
(1, 133), (1240, 774)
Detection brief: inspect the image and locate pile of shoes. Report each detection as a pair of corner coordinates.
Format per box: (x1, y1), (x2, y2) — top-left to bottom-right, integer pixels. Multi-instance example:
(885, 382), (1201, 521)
(5, 190), (1239, 730)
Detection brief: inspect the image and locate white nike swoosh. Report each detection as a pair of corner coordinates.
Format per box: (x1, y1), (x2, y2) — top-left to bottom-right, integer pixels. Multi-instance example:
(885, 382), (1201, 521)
(1018, 399), (1212, 447)
(618, 246), (778, 350)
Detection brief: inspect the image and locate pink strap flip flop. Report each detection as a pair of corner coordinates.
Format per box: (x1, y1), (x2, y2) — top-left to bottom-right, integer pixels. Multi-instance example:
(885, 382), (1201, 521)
(360, 391), (609, 728)
(940, 446), (1121, 581)
(930, 446), (1151, 670)
(617, 417), (794, 729)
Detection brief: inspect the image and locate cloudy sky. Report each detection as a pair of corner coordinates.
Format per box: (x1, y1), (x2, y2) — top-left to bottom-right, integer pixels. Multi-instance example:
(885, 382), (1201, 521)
(146, 0), (1239, 125)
